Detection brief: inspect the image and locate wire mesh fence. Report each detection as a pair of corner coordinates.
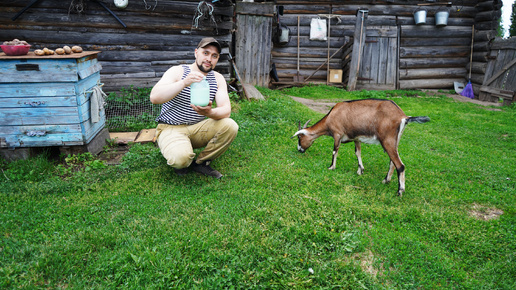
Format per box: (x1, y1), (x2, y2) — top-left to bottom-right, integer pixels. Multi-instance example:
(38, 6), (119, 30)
(104, 86), (160, 132)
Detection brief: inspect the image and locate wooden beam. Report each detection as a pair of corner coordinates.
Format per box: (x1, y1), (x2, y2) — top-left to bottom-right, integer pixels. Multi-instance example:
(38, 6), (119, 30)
(347, 9), (368, 91)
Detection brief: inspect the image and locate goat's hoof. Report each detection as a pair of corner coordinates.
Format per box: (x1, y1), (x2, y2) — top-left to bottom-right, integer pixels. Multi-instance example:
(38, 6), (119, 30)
(357, 168), (364, 175)
(382, 179), (390, 184)
(397, 190), (404, 197)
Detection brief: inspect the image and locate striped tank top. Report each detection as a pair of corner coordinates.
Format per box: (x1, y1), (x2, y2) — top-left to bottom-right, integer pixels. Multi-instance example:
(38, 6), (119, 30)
(156, 65), (217, 125)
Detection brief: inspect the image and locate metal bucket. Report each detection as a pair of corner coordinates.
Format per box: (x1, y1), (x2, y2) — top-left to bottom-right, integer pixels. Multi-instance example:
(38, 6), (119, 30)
(435, 11), (449, 26)
(413, 9), (427, 25)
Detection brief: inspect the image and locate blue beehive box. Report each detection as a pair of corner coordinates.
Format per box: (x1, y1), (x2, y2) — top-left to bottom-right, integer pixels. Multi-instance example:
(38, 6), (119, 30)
(0, 51), (106, 150)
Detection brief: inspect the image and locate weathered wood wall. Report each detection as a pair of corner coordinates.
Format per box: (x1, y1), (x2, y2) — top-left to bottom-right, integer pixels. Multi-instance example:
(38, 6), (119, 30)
(272, 0), (502, 91)
(471, 0), (503, 94)
(479, 37), (516, 105)
(1, 0), (503, 92)
(234, 2), (274, 87)
(0, 0), (233, 92)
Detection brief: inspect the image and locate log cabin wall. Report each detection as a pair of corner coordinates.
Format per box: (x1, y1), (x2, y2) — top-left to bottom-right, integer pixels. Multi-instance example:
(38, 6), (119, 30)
(272, 0), (502, 91)
(1, 1), (503, 92)
(0, 0), (234, 92)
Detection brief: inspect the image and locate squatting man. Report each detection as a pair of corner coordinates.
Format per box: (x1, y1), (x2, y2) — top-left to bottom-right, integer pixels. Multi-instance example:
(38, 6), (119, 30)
(150, 37), (238, 178)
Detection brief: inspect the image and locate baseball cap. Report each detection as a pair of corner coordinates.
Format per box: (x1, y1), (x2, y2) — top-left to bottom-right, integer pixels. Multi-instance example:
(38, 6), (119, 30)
(197, 37), (221, 53)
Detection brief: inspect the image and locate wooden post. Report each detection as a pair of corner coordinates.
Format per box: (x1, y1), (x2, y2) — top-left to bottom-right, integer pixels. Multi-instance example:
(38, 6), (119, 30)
(347, 10), (368, 91)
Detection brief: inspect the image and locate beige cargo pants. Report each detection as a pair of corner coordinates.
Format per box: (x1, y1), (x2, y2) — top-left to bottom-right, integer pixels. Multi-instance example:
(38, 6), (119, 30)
(155, 118), (238, 169)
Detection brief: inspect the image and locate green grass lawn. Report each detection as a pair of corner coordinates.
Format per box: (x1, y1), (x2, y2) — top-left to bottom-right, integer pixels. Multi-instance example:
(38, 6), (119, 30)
(1, 86), (515, 289)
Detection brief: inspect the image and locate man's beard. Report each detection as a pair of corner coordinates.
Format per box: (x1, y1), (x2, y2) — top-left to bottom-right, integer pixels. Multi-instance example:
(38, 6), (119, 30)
(197, 61), (213, 73)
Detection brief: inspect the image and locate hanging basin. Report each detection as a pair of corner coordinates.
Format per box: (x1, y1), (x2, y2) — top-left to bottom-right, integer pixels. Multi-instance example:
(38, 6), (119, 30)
(279, 26), (289, 44)
(413, 9), (427, 25)
(435, 10), (449, 26)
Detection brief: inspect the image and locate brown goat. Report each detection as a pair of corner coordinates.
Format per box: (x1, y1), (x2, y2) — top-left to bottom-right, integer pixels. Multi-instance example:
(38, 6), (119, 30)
(292, 99), (430, 196)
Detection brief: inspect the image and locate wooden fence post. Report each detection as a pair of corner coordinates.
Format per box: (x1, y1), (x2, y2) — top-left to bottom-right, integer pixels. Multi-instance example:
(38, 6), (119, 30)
(347, 10), (368, 91)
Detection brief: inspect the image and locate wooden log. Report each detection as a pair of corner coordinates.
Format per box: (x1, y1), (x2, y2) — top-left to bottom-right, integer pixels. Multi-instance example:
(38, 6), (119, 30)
(398, 68), (467, 80)
(280, 14), (398, 27)
(400, 46), (470, 58)
(0, 28), (232, 48)
(472, 52), (490, 62)
(356, 83), (396, 91)
(278, 14), (355, 26)
(102, 72), (157, 79)
(400, 26), (473, 38)
(2, 0), (234, 16)
(473, 41), (491, 52)
(476, 1), (497, 12)
(470, 73), (485, 85)
(272, 49), (343, 59)
(4, 12), (230, 30)
(475, 20), (500, 31)
(469, 62), (487, 75)
(399, 78), (465, 89)
(475, 30), (496, 42)
(276, 68), (327, 79)
(399, 57), (469, 69)
(278, 4), (331, 14)
(279, 36), (350, 48)
(100, 64), (155, 74)
(272, 60), (341, 70)
(282, 24), (356, 38)
(400, 37), (471, 47)
(475, 10), (501, 22)
(99, 50), (193, 61)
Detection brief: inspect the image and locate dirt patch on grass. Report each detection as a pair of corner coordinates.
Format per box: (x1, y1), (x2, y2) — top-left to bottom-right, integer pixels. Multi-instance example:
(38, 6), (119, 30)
(290, 90), (503, 114)
(470, 203), (504, 221)
(97, 146), (130, 165)
(425, 90), (503, 111)
(356, 250), (383, 277)
(290, 96), (338, 114)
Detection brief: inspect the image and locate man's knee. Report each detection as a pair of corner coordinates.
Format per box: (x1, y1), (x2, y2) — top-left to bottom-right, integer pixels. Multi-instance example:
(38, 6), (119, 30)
(166, 152), (195, 169)
(219, 118), (239, 137)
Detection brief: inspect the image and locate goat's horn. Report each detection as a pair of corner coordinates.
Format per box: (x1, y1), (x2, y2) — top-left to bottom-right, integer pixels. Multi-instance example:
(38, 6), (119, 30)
(303, 119), (311, 129)
(291, 130), (305, 139)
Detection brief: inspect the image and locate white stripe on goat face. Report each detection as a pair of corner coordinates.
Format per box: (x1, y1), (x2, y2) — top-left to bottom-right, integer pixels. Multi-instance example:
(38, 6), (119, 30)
(297, 143), (305, 152)
(294, 129), (311, 152)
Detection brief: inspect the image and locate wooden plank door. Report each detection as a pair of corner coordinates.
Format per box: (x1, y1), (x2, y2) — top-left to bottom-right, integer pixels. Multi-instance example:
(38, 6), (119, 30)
(235, 2), (274, 87)
(355, 26), (398, 90)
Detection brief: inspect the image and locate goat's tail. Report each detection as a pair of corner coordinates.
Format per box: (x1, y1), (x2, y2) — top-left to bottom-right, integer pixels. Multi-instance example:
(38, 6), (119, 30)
(407, 116), (430, 124)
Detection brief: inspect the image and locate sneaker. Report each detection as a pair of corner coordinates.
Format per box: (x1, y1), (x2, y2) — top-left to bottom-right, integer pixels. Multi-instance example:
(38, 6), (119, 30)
(191, 160), (223, 179)
(174, 168), (189, 176)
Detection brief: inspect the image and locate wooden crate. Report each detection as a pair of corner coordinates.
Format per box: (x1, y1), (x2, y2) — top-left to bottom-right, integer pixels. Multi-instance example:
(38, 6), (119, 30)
(0, 51), (106, 150)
